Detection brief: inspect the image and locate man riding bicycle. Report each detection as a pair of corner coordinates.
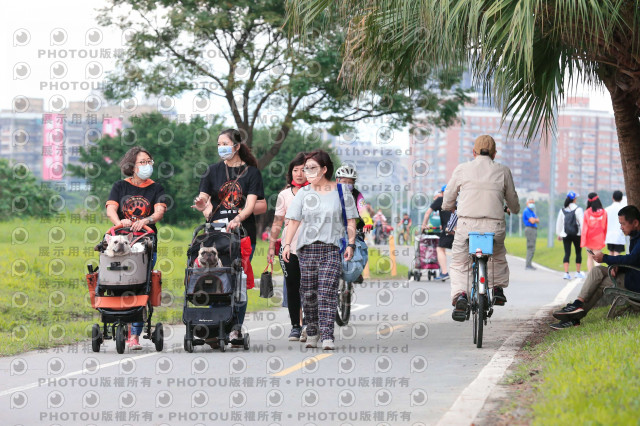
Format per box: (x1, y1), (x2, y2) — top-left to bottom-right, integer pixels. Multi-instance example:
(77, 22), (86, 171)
(442, 135), (520, 321)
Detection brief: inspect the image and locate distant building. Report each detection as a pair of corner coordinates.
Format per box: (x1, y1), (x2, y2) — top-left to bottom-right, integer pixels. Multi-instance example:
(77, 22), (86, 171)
(0, 97), (159, 185)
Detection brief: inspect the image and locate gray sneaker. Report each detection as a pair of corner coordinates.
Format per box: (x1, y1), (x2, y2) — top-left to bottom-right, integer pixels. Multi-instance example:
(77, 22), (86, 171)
(288, 326), (302, 341)
(299, 326), (307, 343)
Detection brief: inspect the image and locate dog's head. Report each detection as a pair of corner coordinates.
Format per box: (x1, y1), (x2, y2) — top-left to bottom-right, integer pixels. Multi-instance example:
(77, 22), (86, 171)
(197, 246), (220, 267)
(105, 233), (133, 255)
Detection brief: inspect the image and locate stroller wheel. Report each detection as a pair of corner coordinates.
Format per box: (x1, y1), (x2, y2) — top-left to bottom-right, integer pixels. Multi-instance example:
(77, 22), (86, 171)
(243, 333), (250, 350)
(408, 271), (413, 280)
(115, 323), (126, 354)
(415, 273), (422, 282)
(184, 334), (194, 353)
(154, 323), (164, 352)
(219, 341), (226, 352)
(91, 324), (102, 353)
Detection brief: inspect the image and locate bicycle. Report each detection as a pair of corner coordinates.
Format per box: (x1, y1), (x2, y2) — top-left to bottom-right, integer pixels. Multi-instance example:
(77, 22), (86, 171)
(398, 225), (411, 246)
(336, 230), (366, 326)
(468, 232), (495, 348)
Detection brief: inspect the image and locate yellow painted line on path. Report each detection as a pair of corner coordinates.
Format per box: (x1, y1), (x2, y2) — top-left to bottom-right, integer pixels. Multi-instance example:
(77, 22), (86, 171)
(272, 353), (333, 377)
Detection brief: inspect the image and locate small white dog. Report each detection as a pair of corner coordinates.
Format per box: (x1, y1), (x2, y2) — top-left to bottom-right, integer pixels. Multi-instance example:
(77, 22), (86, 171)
(194, 246), (222, 268)
(104, 234), (133, 257)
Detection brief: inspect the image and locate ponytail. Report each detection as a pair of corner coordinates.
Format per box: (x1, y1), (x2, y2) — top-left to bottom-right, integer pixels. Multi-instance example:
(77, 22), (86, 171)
(219, 128), (258, 168)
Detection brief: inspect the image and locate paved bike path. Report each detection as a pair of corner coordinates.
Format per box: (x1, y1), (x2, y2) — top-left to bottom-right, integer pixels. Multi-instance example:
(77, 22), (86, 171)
(0, 254), (574, 425)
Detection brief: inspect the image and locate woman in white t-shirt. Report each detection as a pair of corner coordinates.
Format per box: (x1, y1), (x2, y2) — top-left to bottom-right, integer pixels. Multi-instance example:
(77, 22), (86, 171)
(282, 150), (359, 350)
(268, 153), (308, 342)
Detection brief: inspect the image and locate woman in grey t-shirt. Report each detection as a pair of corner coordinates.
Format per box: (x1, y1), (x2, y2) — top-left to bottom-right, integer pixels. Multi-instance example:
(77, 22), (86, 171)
(282, 150), (359, 350)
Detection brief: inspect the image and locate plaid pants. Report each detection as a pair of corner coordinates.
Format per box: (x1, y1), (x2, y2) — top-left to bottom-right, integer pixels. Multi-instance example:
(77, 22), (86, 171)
(298, 242), (342, 341)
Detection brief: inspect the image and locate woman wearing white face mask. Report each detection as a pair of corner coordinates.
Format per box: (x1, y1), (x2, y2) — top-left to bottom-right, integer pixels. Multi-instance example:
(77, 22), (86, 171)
(282, 150), (359, 350)
(106, 146), (167, 350)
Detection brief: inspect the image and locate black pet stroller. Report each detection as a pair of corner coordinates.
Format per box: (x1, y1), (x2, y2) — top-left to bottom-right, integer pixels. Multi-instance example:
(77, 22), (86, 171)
(182, 222), (250, 353)
(87, 225), (164, 354)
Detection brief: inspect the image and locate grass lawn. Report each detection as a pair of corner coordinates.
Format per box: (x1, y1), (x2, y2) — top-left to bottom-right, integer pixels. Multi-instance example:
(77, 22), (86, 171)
(504, 236), (622, 272)
(1, 215), (407, 356)
(505, 308), (640, 424)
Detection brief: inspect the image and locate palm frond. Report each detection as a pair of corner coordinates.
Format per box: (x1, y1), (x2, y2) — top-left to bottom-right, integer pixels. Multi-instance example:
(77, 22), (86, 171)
(286, 0), (640, 144)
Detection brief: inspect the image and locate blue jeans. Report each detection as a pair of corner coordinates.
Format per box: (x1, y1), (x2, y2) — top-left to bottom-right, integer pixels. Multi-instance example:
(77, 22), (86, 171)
(131, 252), (156, 336)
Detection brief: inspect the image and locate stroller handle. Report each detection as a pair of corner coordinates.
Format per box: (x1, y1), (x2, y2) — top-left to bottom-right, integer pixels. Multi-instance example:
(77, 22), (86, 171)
(109, 223), (155, 235)
(192, 222), (246, 239)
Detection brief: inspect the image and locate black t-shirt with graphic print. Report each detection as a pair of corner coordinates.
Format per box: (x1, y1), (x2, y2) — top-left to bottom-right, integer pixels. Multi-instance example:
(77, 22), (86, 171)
(199, 162), (264, 245)
(107, 179), (167, 236)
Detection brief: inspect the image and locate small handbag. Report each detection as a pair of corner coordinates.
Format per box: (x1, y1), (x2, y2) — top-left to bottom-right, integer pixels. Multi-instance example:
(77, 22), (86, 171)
(259, 262), (274, 298)
(337, 184), (369, 282)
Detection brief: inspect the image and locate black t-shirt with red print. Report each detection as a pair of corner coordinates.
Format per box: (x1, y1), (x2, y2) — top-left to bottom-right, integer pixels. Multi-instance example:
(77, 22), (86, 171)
(107, 178), (167, 236)
(199, 162), (264, 245)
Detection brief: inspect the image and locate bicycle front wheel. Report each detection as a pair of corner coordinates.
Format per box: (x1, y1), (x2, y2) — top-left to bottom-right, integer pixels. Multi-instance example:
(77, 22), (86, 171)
(335, 279), (353, 326)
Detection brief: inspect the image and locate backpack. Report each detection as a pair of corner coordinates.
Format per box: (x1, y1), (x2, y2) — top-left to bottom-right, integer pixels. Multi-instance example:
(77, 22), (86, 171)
(563, 208), (579, 236)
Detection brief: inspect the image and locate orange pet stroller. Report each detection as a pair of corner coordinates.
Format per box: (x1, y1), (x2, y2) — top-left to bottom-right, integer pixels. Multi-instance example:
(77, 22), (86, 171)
(86, 224), (164, 354)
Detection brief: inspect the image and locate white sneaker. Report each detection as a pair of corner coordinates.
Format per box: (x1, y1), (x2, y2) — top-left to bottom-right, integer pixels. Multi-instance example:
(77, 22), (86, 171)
(305, 335), (318, 348)
(229, 330), (240, 341)
(563, 272), (571, 280)
(322, 339), (335, 350)
(575, 272), (586, 279)
(299, 326), (308, 343)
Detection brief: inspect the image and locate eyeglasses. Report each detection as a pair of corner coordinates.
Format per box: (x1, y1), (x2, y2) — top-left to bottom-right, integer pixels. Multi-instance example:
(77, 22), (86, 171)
(303, 166), (320, 174)
(137, 160), (154, 166)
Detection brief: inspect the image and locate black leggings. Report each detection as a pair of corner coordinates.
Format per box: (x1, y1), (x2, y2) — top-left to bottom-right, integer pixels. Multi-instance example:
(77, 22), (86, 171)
(562, 235), (582, 264)
(280, 252), (302, 327)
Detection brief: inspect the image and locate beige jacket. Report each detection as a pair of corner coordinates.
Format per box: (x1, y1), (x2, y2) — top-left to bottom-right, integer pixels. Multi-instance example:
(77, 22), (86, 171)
(442, 155), (520, 220)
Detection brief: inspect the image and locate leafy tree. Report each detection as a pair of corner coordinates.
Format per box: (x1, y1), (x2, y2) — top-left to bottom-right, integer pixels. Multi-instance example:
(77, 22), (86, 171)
(0, 159), (59, 220)
(97, 0), (468, 170)
(68, 112), (225, 226)
(287, 0), (640, 207)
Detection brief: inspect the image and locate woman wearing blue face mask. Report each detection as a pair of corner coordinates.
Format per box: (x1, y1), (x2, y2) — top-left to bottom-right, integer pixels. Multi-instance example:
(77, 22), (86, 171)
(106, 146), (167, 350)
(192, 129), (265, 345)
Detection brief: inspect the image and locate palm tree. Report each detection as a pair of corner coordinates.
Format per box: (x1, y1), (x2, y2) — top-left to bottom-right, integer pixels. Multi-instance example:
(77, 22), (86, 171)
(287, 0), (640, 206)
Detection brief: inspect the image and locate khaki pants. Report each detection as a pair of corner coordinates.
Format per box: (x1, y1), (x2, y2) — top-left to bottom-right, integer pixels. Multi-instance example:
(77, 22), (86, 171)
(451, 217), (509, 301)
(578, 265), (626, 312)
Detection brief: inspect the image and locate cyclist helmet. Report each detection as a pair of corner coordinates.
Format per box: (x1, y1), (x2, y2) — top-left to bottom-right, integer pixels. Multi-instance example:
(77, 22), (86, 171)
(335, 164), (358, 180)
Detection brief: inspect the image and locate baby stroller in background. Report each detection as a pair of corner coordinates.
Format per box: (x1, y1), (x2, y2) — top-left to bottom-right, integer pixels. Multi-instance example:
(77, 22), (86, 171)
(86, 225), (164, 354)
(183, 222), (250, 353)
(408, 227), (440, 281)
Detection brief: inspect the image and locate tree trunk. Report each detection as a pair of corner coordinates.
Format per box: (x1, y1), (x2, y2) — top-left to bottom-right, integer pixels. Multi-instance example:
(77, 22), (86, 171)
(256, 122), (292, 170)
(606, 80), (640, 208)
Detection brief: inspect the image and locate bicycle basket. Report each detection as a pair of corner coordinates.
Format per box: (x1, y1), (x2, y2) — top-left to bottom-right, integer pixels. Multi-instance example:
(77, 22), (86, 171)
(468, 232), (495, 255)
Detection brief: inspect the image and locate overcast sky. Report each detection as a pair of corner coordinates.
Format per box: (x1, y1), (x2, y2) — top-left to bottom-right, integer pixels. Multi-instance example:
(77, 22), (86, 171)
(1, 0), (614, 151)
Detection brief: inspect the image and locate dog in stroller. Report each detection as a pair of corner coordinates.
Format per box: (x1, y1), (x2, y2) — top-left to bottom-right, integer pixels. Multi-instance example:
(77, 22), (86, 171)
(86, 225), (164, 354)
(183, 222), (250, 353)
